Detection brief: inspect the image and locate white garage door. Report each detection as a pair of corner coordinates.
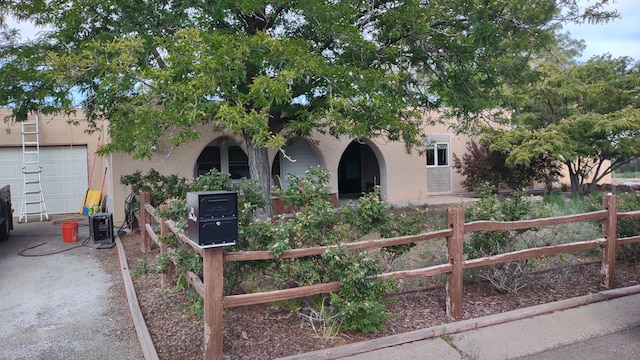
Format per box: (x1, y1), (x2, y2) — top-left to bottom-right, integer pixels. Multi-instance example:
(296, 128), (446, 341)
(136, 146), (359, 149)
(0, 146), (89, 215)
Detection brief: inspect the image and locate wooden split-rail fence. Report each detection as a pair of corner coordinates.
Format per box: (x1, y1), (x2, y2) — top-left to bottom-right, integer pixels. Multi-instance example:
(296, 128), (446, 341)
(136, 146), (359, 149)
(136, 191), (640, 360)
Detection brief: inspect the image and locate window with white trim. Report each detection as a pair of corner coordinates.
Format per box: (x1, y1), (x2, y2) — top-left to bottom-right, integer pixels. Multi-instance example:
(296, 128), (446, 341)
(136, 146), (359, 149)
(426, 142), (449, 167)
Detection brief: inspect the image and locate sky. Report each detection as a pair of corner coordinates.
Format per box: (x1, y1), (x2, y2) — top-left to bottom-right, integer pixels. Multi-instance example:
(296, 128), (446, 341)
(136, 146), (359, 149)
(5, 0), (640, 62)
(562, 0), (640, 61)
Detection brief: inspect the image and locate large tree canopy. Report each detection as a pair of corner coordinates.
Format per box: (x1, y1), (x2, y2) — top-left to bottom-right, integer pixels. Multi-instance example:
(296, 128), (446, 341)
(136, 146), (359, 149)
(0, 0), (619, 215)
(488, 54), (640, 194)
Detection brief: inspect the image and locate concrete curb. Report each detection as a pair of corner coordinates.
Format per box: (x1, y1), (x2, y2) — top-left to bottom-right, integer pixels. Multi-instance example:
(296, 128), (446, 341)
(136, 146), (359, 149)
(279, 285), (640, 360)
(115, 235), (160, 360)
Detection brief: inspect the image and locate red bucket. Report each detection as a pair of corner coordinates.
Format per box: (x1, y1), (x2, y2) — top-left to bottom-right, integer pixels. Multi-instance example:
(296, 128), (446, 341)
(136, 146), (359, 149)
(62, 222), (79, 243)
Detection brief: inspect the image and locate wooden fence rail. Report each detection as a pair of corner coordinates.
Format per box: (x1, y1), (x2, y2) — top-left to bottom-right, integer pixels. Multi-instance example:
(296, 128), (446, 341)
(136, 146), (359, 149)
(135, 192), (640, 360)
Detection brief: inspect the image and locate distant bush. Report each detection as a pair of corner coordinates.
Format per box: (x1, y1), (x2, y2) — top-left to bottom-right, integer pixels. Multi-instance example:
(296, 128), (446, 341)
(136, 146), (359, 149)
(453, 139), (561, 193)
(614, 158), (639, 174)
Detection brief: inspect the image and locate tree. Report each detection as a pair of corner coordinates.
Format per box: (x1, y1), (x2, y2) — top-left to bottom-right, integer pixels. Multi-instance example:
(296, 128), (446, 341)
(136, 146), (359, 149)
(452, 139), (562, 192)
(0, 1), (619, 217)
(488, 55), (640, 194)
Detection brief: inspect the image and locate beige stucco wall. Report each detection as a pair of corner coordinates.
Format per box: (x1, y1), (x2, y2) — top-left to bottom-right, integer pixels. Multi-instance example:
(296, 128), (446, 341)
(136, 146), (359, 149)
(2, 108), (614, 225)
(110, 126), (242, 223)
(310, 131), (431, 205)
(0, 108), (472, 222)
(109, 118), (470, 223)
(111, 130), (432, 223)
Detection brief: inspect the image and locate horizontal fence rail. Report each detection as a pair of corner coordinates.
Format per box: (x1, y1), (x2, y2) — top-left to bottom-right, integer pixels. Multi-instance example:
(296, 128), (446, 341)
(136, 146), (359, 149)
(134, 191), (640, 360)
(224, 229), (454, 262)
(464, 210), (608, 232)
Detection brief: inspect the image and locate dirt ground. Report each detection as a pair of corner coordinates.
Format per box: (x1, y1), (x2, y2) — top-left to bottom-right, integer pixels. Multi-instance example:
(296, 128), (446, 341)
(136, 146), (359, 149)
(117, 228), (640, 360)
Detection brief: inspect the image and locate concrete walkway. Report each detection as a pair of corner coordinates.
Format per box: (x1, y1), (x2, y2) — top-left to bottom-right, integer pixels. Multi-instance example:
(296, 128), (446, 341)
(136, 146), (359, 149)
(0, 217), (143, 360)
(324, 290), (640, 360)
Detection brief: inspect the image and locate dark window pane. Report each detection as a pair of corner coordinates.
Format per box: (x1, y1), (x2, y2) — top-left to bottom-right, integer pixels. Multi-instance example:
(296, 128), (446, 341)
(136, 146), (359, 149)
(196, 146), (221, 177)
(228, 146), (250, 179)
(437, 144), (448, 166)
(426, 147), (435, 166)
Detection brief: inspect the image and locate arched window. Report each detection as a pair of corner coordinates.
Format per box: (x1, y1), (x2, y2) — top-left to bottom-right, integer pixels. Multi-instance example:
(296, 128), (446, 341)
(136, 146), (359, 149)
(194, 139), (250, 179)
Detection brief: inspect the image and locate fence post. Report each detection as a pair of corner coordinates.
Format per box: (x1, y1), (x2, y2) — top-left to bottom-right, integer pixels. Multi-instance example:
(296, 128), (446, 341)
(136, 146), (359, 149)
(140, 191), (151, 253)
(203, 247), (224, 360)
(159, 204), (176, 288)
(446, 207), (464, 321)
(130, 186), (140, 233)
(601, 194), (617, 288)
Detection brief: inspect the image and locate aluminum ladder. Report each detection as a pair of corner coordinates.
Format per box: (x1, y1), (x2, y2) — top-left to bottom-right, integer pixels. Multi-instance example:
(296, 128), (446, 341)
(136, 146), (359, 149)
(19, 112), (49, 223)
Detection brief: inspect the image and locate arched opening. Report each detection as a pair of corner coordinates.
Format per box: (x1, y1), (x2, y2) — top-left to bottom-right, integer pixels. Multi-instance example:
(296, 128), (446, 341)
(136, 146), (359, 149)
(194, 138), (250, 179)
(338, 140), (380, 199)
(271, 138), (322, 190)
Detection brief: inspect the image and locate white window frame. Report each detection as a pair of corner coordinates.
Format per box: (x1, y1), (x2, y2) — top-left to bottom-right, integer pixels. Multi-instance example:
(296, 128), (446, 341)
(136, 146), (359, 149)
(426, 142), (450, 167)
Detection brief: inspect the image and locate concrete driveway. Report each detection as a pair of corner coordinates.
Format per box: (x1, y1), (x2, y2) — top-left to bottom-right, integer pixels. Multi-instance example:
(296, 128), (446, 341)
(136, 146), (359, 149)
(0, 216), (142, 360)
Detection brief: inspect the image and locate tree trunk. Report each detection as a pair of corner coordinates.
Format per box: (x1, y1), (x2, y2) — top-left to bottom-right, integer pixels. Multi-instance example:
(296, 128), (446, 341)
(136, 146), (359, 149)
(566, 163), (582, 195)
(244, 134), (272, 220)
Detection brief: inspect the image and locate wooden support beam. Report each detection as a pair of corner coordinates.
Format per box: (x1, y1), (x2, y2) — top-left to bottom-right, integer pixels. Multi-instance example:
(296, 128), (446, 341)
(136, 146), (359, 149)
(140, 191), (151, 253)
(203, 247), (224, 360)
(224, 229), (453, 262)
(465, 210), (607, 232)
(446, 208), (464, 321)
(601, 194), (617, 289)
(145, 223), (158, 246)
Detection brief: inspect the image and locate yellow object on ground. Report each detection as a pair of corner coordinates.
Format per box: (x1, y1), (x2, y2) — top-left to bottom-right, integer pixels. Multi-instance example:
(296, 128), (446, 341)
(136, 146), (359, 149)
(81, 189), (102, 215)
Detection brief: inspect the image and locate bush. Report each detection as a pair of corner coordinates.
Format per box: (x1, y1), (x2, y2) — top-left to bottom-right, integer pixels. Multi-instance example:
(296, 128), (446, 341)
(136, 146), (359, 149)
(128, 166), (431, 334)
(262, 169), (404, 332)
(120, 169), (189, 206)
(122, 168), (268, 296)
(339, 188), (390, 238)
(465, 185), (533, 293)
(616, 192), (640, 265)
(324, 246), (396, 333)
(452, 139), (561, 193)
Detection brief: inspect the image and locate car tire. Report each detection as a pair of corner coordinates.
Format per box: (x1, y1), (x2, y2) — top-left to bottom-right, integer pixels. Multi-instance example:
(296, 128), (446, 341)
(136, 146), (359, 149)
(0, 203), (9, 242)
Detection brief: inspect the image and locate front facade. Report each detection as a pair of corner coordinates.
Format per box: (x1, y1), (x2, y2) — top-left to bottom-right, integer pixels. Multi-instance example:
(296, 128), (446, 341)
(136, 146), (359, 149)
(109, 116), (469, 224)
(1, 108), (480, 224)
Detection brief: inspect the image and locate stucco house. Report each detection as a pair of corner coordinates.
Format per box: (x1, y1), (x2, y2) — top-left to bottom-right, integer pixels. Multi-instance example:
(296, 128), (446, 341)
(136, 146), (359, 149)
(109, 115), (470, 224)
(0, 108), (489, 224)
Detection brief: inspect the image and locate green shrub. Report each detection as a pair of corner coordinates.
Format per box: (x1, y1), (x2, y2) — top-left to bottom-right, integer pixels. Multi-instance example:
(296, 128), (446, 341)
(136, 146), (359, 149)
(324, 246), (396, 333)
(263, 169), (394, 332)
(120, 169), (190, 206)
(127, 165), (430, 334)
(465, 185), (532, 293)
(616, 192), (640, 265)
(340, 188), (390, 236)
(465, 185), (532, 257)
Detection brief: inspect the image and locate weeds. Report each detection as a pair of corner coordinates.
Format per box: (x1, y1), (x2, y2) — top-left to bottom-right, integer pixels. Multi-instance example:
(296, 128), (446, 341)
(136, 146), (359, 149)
(132, 258), (152, 278)
(299, 302), (343, 343)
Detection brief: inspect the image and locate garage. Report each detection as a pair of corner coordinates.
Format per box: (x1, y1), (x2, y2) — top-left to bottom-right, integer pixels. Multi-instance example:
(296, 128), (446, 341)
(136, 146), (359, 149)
(0, 146), (89, 217)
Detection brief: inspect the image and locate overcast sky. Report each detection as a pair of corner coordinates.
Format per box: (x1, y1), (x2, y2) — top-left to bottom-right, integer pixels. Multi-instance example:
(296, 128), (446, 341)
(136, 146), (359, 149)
(563, 0), (640, 61)
(6, 0), (639, 62)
